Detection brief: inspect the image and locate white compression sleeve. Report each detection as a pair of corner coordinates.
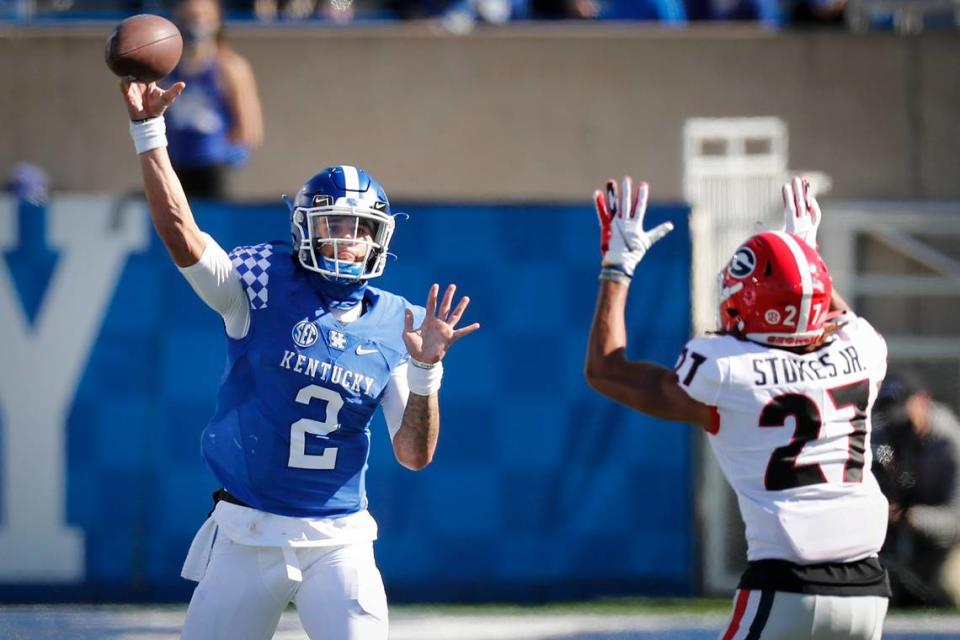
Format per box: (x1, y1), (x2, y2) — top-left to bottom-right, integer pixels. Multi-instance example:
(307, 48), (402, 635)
(178, 234), (251, 340)
(381, 361), (410, 441)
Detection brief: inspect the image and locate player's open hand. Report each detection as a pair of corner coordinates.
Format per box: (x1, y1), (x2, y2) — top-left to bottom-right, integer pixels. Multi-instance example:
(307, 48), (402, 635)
(403, 284), (480, 365)
(594, 177), (674, 279)
(782, 176), (822, 249)
(121, 79), (185, 121)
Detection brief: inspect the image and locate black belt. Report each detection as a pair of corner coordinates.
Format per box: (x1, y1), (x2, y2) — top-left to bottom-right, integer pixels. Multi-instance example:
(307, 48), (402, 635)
(739, 556), (891, 597)
(209, 488), (252, 516)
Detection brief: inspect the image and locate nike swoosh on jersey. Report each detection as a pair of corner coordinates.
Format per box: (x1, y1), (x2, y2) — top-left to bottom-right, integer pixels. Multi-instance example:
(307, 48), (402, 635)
(355, 345), (379, 355)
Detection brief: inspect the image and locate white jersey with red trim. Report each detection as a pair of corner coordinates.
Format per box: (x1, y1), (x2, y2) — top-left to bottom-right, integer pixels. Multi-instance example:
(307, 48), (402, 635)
(675, 313), (889, 564)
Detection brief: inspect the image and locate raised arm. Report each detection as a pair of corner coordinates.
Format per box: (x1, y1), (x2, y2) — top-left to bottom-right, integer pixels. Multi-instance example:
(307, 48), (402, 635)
(586, 280), (713, 427)
(831, 288), (853, 314)
(121, 79), (249, 339)
(121, 79), (205, 267)
(783, 176), (852, 315)
(393, 284), (480, 471)
(584, 177), (713, 429)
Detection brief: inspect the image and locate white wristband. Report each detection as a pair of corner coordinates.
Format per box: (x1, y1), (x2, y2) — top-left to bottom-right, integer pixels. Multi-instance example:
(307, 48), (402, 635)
(599, 266), (632, 285)
(129, 117), (167, 155)
(406, 358), (443, 396)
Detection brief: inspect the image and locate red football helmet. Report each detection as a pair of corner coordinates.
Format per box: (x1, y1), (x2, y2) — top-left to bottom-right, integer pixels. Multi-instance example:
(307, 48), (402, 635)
(718, 231), (833, 347)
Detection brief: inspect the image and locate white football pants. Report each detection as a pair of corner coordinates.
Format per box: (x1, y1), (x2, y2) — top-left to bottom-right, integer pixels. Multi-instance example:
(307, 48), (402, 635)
(180, 535), (388, 640)
(719, 590), (888, 640)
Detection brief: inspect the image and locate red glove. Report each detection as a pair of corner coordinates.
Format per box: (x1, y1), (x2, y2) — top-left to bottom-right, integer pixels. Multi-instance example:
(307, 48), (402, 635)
(593, 178), (617, 256)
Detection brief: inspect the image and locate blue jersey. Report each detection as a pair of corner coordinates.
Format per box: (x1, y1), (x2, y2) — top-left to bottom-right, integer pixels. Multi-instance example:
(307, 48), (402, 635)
(202, 242), (424, 518)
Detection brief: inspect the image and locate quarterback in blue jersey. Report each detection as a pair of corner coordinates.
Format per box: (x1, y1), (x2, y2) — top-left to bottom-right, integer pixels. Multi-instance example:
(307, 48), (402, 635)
(120, 79), (479, 640)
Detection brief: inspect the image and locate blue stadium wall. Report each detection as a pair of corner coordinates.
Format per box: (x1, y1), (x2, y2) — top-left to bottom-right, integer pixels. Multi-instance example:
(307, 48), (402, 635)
(0, 197), (694, 603)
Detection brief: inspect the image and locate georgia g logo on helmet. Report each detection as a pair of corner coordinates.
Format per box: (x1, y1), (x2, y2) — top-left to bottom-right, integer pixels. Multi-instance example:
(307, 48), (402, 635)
(728, 247), (757, 279)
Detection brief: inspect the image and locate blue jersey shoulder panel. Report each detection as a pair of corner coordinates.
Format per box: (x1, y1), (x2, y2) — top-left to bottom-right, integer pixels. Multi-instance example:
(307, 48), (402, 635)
(360, 285), (425, 367)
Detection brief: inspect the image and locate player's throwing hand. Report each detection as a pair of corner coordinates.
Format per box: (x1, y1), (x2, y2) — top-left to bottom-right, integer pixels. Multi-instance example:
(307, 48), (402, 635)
(594, 176), (674, 284)
(782, 176), (822, 249)
(403, 283), (480, 365)
(120, 78), (186, 121)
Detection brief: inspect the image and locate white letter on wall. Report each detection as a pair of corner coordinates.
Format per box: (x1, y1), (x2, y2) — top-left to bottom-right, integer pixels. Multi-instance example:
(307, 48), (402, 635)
(0, 195), (148, 582)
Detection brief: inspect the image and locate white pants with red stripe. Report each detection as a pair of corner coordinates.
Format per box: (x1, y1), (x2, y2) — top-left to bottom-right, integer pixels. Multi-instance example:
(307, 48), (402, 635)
(719, 589), (888, 640)
(180, 535), (388, 640)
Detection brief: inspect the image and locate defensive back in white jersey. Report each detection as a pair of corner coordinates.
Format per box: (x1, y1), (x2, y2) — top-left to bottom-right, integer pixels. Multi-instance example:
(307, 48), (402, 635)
(676, 313), (889, 564)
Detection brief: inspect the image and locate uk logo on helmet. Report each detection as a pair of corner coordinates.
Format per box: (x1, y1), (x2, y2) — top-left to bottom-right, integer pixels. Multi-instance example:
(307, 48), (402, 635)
(292, 319), (319, 348)
(729, 247), (757, 279)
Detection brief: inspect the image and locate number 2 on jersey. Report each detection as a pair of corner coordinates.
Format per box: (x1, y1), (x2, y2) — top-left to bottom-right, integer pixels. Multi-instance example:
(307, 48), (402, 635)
(760, 379), (870, 490)
(289, 385), (343, 470)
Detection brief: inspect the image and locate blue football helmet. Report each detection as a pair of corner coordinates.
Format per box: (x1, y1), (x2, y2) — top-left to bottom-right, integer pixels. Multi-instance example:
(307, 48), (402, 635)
(287, 165), (395, 282)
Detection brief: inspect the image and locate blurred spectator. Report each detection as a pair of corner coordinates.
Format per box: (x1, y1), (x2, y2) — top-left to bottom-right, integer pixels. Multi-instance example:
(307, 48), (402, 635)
(787, 0), (846, 27)
(439, 0), (528, 31)
(382, 0), (541, 25)
(873, 372), (960, 607)
(253, 0), (357, 21)
(166, 0), (264, 199)
(529, 0), (598, 18)
(382, 0), (432, 19)
(688, 0), (777, 22)
(600, 0), (684, 20)
(5, 163), (49, 206)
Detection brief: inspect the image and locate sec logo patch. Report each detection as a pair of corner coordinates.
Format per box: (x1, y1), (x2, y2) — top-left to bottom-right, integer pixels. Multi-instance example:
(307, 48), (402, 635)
(292, 319), (319, 348)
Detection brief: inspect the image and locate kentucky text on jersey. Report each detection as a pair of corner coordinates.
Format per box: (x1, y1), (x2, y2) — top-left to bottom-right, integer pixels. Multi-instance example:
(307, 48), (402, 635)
(201, 242), (425, 518)
(751, 345), (864, 387)
(279, 350), (376, 396)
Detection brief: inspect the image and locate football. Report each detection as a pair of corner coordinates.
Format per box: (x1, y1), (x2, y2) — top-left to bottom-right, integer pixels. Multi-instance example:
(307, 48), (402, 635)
(104, 14), (182, 83)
